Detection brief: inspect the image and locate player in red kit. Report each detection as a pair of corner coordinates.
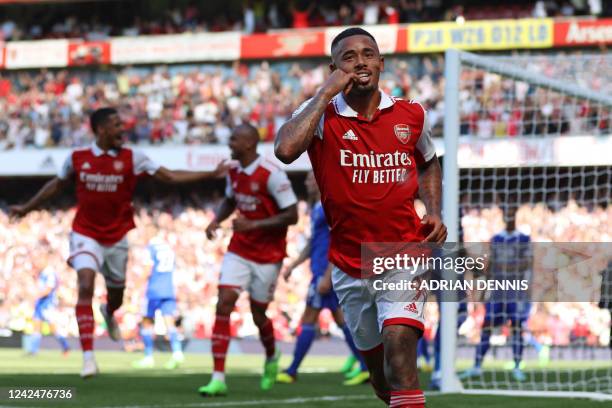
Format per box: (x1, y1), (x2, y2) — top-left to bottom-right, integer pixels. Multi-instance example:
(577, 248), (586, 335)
(275, 28), (447, 408)
(199, 123), (298, 397)
(10, 107), (228, 379)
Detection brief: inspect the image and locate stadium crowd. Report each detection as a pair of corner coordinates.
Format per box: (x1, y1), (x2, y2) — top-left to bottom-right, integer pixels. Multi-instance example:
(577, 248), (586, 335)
(0, 195), (609, 348)
(0, 0), (605, 42)
(0, 51), (609, 150)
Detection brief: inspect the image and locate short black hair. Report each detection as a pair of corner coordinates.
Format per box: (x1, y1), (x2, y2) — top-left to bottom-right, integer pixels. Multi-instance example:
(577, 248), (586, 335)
(90, 107), (118, 134)
(331, 27), (377, 54)
(236, 122), (260, 144)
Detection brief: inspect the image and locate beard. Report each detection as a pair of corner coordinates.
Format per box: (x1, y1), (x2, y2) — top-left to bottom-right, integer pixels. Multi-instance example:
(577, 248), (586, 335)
(349, 81), (378, 96)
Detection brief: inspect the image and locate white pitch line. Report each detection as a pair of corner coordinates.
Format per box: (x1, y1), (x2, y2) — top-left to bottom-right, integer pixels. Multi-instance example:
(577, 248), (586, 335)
(97, 392), (445, 408)
(98, 394), (373, 408)
(0, 391), (444, 408)
(0, 406), (38, 408)
(98, 395), (369, 408)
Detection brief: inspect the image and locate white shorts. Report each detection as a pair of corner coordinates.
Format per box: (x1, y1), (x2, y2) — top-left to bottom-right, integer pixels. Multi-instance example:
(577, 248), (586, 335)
(218, 252), (281, 304)
(68, 231), (128, 288)
(331, 266), (426, 351)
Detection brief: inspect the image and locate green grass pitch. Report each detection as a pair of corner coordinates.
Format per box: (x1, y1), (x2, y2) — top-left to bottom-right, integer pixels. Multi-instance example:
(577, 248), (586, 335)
(0, 349), (608, 407)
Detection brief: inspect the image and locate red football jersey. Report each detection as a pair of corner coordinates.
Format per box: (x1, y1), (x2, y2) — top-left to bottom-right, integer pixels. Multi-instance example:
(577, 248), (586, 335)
(226, 156), (297, 264)
(298, 91), (436, 278)
(58, 143), (160, 245)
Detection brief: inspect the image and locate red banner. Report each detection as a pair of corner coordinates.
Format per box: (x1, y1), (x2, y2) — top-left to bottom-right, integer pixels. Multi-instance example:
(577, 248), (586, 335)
(240, 31), (325, 59)
(396, 27), (408, 54)
(554, 18), (612, 47)
(68, 41), (110, 66)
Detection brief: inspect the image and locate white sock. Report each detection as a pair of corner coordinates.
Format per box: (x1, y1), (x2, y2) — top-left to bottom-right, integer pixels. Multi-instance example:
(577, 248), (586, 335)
(83, 351), (95, 361)
(212, 371), (225, 382)
(173, 351), (183, 359)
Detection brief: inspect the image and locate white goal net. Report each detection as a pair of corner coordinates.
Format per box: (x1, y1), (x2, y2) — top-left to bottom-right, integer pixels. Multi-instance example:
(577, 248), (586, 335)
(438, 49), (612, 401)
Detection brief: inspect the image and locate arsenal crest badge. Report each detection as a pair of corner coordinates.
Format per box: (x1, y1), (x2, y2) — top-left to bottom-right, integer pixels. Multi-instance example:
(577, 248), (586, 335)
(251, 182), (259, 192)
(113, 160), (124, 171)
(394, 124), (411, 144)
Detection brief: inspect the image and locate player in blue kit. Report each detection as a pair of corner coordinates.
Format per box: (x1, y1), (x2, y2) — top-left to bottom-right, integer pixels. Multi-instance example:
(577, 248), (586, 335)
(132, 229), (184, 369)
(460, 202), (532, 382)
(25, 260), (70, 356)
(277, 172), (368, 385)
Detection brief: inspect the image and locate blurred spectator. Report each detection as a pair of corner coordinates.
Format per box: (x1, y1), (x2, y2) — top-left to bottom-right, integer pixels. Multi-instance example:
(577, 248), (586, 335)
(363, 0), (382, 25)
(533, 1), (548, 17)
(291, 0), (313, 28)
(244, 1), (256, 34)
(589, 0), (602, 16)
(0, 51), (608, 150)
(0, 194), (609, 347)
(0, 0), (599, 42)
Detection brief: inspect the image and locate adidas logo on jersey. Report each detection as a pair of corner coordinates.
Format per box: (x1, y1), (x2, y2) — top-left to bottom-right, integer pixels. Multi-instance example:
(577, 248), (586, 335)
(404, 302), (418, 314)
(342, 129), (358, 141)
(82, 162), (91, 170)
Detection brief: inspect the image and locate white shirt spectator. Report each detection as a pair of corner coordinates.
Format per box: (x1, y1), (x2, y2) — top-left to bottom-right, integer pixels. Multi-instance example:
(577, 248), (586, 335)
(226, 95), (242, 114)
(194, 100), (218, 125)
(173, 119), (189, 144)
(14, 125), (31, 148)
(244, 6), (255, 34)
(34, 102), (50, 123)
(363, 1), (380, 25)
(147, 98), (164, 119)
(70, 100), (83, 116)
(477, 115), (494, 138)
(214, 123), (231, 144)
(533, 1), (548, 17)
(66, 81), (84, 102)
(69, 124), (89, 147)
(34, 125), (49, 148)
(541, 103), (554, 118)
(1, 20), (16, 40)
(187, 124), (206, 143)
(588, 0), (602, 15)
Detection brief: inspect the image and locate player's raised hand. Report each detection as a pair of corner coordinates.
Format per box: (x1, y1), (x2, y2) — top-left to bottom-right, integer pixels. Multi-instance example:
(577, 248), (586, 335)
(232, 216), (257, 232)
(320, 69), (359, 99)
(421, 214), (447, 244)
(205, 220), (220, 240)
(212, 160), (232, 178)
(9, 204), (28, 220)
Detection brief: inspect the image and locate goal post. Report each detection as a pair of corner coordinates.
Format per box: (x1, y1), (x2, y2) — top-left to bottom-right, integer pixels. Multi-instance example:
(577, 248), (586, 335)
(440, 48), (462, 394)
(440, 49), (612, 400)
